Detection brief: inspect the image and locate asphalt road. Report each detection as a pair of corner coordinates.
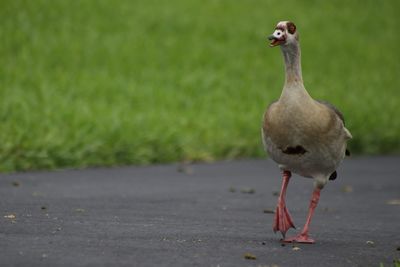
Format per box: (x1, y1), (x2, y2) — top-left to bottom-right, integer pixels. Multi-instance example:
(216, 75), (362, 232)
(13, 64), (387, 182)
(0, 157), (399, 267)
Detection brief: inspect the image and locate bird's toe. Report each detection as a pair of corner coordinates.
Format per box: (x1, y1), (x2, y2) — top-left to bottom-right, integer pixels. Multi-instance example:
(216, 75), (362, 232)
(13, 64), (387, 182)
(273, 204), (296, 237)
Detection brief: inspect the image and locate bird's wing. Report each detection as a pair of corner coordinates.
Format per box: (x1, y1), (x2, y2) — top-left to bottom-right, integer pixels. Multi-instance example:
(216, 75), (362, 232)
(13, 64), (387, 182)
(316, 100), (345, 125)
(316, 99), (352, 142)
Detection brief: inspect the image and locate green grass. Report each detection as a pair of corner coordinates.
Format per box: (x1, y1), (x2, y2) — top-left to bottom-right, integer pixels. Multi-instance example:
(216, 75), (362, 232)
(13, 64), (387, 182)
(380, 259), (400, 267)
(0, 0), (399, 172)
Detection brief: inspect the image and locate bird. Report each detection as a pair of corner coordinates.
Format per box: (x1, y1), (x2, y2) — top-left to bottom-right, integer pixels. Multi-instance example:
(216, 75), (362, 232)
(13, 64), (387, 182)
(261, 21), (352, 244)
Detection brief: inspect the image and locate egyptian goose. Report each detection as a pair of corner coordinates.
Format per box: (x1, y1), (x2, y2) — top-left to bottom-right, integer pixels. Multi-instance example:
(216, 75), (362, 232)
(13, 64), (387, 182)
(262, 21), (352, 243)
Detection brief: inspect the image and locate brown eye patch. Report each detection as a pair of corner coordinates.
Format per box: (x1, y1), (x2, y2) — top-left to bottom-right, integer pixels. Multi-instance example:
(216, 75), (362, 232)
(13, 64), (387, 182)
(275, 25), (285, 31)
(286, 21), (296, 34)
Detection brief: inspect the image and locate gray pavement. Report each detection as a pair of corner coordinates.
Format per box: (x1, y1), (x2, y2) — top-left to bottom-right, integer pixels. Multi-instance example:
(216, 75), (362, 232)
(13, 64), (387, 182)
(0, 157), (399, 267)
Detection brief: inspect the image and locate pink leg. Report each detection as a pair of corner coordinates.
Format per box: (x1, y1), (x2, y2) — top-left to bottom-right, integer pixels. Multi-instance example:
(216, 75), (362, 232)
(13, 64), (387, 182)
(283, 188), (321, 244)
(273, 171), (295, 238)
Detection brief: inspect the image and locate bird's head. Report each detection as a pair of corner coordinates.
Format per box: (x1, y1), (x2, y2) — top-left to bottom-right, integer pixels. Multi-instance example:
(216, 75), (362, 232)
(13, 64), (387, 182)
(268, 21), (298, 47)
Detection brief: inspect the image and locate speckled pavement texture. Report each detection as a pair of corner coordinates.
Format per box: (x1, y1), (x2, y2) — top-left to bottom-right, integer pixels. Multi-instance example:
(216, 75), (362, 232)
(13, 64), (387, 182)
(0, 157), (399, 267)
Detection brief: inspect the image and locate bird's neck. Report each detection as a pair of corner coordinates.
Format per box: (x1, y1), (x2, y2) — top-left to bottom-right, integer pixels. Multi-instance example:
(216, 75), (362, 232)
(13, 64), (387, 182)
(281, 42), (303, 87)
(279, 42), (311, 102)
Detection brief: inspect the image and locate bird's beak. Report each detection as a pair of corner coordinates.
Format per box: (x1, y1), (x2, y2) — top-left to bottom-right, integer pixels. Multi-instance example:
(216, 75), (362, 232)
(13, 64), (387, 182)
(268, 35), (285, 47)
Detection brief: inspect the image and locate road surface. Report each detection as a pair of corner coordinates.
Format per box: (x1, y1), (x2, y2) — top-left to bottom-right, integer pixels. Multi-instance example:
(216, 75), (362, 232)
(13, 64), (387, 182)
(0, 157), (399, 266)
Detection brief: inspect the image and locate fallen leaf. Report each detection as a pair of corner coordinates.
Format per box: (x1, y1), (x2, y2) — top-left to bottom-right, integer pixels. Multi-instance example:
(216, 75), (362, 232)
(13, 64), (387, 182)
(272, 191), (279, 196)
(292, 246), (301, 251)
(51, 227), (62, 234)
(4, 214), (16, 219)
(177, 164), (194, 175)
(366, 240), (375, 246)
(228, 187), (236, 193)
(263, 209), (275, 214)
(11, 181), (20, 187)
(75, 208), (85, 213)
(241, 188), (255, 194)
(244, 253), (257, 260)
(342, 185), (353, 193)
(386, 199), (400, 205)
(32, 191), (45, 197)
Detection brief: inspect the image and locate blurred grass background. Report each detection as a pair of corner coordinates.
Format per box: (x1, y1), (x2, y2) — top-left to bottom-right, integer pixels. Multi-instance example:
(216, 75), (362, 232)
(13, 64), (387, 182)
(0, 0), (399, 172)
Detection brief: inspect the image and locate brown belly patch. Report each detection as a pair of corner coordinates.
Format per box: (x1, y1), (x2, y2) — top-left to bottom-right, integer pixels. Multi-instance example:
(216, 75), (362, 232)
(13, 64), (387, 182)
(282, 145), (308, 155)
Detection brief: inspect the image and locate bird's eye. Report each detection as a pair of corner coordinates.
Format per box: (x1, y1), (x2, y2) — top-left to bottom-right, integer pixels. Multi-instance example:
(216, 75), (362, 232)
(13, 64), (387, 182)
(277, 32), (281, 35)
